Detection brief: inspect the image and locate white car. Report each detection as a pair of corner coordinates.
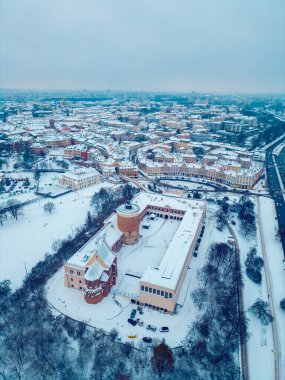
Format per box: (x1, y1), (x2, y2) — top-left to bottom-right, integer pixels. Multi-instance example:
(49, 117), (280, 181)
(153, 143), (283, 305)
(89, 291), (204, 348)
(146, 324), (156, 332)
(136, 318), (144, 326)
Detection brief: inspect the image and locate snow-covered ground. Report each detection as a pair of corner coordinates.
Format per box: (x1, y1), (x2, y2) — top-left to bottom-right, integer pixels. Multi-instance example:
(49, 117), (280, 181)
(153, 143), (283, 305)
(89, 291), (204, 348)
(160, 179), (214, 191)
(0, 182), (113, 290)
(258, 197), (285, 378)
(252, 178), (269, 194)
(46, 205), (230, 348)
(37, 172), (68, 196)
(231, 196), (275, 380)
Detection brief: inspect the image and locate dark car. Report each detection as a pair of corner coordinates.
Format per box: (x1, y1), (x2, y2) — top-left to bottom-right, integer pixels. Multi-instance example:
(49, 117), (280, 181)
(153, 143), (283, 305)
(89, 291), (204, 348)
(159, 326), (169, 332)
(128, 318), (137, 326)
(130, 309), (137, 319)
(143, 337), (152, 343)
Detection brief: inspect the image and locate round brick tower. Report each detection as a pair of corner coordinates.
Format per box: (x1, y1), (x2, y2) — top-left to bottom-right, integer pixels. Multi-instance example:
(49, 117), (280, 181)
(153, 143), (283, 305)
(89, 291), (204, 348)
(117, 200), (140, 245)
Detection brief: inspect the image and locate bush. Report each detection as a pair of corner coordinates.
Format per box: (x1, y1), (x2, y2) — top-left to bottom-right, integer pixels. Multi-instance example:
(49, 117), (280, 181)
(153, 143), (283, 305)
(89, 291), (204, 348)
(246, 267), (262, 284)
(245, 248), (263, 284)
(253, 256), (264, 271)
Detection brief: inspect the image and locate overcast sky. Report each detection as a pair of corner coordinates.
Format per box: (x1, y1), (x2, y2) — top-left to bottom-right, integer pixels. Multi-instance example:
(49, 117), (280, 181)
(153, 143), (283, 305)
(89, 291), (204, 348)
(0, 0), (284, 93)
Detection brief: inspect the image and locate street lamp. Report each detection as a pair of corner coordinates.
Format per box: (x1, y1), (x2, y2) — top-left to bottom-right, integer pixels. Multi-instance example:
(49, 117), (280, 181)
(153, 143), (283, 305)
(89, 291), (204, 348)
(22, 261), (28, 276)
(69, 224), (74, 236)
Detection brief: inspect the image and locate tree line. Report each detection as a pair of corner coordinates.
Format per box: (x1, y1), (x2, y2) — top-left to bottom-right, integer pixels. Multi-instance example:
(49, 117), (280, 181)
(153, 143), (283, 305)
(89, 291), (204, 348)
(180, 243), (248, 380)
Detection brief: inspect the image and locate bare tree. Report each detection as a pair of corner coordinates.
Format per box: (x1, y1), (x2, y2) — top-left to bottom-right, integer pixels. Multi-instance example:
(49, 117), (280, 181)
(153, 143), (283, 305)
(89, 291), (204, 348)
(0, 212), (5, 226)
(43, 202), (55, 214)
(191, 288), (207, 310)
(6, 199), (23, 220)
(151, 341), (174, 378)
(120, 342), (133, 359)
(237, 196), (256, 237)
(249, 299), (273, 325)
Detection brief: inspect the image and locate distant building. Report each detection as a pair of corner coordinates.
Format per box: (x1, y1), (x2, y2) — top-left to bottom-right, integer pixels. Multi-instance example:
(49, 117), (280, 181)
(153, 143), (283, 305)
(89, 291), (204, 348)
(118, 161), (139, 178)
(59, 167), (100, 190)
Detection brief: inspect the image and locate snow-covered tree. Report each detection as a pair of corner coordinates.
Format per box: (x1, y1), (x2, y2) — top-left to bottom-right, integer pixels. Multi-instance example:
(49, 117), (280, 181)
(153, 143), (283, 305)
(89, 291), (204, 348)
(249, 299), (273, 325)
(43, 201), (55, 214)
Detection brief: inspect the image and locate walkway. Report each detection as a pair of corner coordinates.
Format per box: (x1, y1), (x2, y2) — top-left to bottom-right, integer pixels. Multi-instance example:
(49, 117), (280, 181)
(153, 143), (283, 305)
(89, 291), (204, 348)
(256, 197), (280, 380)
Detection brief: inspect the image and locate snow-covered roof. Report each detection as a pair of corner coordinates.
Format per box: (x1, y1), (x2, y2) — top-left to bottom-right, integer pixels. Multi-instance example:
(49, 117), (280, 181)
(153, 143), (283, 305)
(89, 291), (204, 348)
(62, 167), (100, 181)
(85, 261), (104, 281)
(140, 200), (205, 290)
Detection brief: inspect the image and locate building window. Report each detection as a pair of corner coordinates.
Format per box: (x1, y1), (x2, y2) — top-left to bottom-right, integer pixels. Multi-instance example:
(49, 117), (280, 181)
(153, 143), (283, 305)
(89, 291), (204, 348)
(161, 291), (164, 297)
(157, 289), (160, 295)
(71, 278), (74, 281)
(79, 280), (82, 284)
(80, 286), (82, 290)
(165, 292), (168, 298)
(77, 271), (81, 276)
(145, 286), (148, 292)
(169, 293), (172, 299)
(71, 284), (74, 288)
(141, 285), (145, 291)
(149, 288), (152, 293)
(70, 269), (73, 274)
(153, 288), (156, 294)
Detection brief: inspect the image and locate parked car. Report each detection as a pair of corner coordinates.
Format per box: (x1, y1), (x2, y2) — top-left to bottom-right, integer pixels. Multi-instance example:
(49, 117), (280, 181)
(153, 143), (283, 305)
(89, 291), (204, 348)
(130, 309), (136, 319)
(143, 337), (152, 343)
(160, 326), (169, 332)
(136, 318), (144, 326)
(146, 324), (156, 332)
(128, 318), (137, 326)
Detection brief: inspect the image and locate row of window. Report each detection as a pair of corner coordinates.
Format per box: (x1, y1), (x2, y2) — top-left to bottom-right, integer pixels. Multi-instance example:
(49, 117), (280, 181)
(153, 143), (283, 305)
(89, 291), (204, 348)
(71, 284), (82, 290)
(70, 278), (82, 284)
(141, 285), (172, 299)
(148, 206), (183, 215)
(70, 269), (81, 276)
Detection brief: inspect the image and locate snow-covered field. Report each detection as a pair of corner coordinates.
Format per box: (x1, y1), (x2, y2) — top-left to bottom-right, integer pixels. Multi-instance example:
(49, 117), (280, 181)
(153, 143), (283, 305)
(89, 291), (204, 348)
(37, 172), (68, 196)
(0, 182), (113, 290)
(258, 197), (285, 378)
(160, 179), (214, 191)
(46, 205), (230, 348)
(252, 178), (269, 194)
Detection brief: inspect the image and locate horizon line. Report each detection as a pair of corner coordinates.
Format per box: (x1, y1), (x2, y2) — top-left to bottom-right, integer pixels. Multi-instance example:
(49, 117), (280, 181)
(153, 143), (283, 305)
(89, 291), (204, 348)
(1, 87), (285, 97)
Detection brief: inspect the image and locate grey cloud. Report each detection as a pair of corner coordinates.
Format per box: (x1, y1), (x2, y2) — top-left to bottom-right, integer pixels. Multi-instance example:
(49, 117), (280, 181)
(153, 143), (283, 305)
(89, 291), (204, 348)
(0, 0), (284, 92)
